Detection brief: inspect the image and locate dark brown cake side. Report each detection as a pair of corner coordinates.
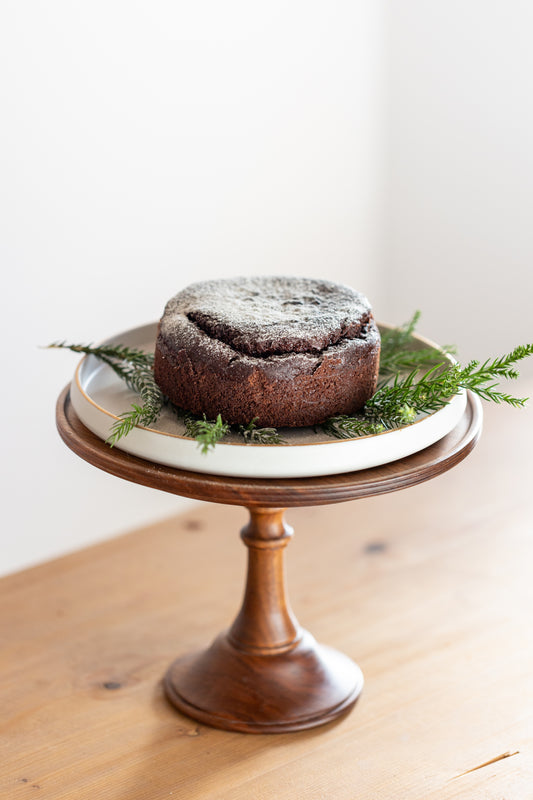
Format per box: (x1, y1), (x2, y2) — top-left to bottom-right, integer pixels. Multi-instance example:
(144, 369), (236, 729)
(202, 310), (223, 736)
(154, 276), (381, 428)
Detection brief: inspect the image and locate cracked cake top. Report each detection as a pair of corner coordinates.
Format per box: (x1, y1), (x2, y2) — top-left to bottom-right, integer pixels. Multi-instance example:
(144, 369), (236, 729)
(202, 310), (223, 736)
(160, 276), (373, 357)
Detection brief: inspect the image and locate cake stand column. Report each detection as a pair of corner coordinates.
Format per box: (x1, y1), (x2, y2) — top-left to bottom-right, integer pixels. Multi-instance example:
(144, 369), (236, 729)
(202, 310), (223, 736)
(164, 506), (364, 733)
(228, 507), (301, 654)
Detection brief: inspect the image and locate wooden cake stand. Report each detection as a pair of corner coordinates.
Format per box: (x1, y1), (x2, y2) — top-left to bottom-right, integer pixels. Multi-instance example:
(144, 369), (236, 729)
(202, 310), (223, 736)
(56, 386), (482, 734)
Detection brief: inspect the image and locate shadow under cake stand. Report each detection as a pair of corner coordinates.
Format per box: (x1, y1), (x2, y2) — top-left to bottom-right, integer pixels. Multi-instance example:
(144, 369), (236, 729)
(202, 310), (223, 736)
(56, 386), (482, 734)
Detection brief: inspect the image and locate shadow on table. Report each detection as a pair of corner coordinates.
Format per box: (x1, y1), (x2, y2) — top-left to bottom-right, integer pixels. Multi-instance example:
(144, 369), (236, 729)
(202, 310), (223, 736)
(114, 680), (352, 800)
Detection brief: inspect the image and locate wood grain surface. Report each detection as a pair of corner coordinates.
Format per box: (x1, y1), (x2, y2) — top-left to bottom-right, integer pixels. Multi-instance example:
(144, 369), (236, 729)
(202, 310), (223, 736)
(54, 386), (482, 732)
(2, 387), (532, 798)
(164, 508), (364, 732)
(56, 386), (482, 506)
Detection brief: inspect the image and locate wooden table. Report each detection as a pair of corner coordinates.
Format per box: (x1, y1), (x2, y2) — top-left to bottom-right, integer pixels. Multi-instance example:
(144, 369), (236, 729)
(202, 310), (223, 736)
(2, 390), (532, 797)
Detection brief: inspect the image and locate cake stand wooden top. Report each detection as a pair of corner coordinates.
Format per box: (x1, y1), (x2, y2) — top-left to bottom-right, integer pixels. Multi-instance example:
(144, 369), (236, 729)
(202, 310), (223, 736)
(56, 386), (482, 508)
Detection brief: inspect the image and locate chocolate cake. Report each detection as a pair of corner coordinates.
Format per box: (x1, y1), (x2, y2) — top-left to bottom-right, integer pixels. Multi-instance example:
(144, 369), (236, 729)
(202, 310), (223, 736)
(153, 276), (381, 428)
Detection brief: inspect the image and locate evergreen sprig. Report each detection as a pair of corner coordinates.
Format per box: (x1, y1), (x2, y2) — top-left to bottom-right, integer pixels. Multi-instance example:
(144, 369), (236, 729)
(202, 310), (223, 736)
(50, 321), (533, 450)
(106, 364), (164, 447)
(238, 418), (286, 445)
(106, 402), (159, 446)
(48, 342), (154, 387)
(49, 341), (163, 446)
(380, 310), (422, 355)
(378, 312), (456, 384)
(324, 338), (533, 439)
(321, 416), (385, 439)
(184, 413), (230, 454)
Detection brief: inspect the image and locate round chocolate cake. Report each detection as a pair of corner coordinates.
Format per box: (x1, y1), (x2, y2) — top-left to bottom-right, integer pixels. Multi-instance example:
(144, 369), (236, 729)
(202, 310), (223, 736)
(153, 276), (381, 428)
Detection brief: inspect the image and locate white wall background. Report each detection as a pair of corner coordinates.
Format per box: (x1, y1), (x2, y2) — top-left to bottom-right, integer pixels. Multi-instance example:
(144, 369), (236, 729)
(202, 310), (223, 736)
(1, 2), (385, 575)
(2, 2), (532, 576)
(383, 0), (533, 363)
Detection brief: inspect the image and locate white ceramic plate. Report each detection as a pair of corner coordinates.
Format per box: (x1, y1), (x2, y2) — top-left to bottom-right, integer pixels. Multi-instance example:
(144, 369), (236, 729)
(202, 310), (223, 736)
(70, 322), (467, 479)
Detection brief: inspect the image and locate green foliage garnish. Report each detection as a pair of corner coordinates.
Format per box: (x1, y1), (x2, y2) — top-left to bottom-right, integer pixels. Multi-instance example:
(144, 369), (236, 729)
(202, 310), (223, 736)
(378, 311), (456, 385)
(239, 418), (286, 445)
(183, 413), (230, 454)
(48, 342), (164, 446)
(321, 416), (385, 439)
(50, 319), (533, 450)
(324, 328), (533, 439)
(48, 342), (155, 387)
(106, 402), (160, 446)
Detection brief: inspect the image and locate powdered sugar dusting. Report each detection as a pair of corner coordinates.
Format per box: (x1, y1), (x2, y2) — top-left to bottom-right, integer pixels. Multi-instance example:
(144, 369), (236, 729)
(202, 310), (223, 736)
(162, 276), (373, 356)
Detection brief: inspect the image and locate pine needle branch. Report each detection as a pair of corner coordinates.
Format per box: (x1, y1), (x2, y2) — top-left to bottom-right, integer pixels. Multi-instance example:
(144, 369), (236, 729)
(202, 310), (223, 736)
(184, 414), (230, 454)
(106, 403), (160, 446)
(49, 324), (533, 449)
(324, 320), (532, 440)
(378, 311), (421, 373)
(47, 342), (154, 392)
(321, 416), (385, 439)
(106, 364), (164, 447)
(47, 341), (154, 366)
(48, 341), (163, 445)
(378, 312), (456, 383)
(238, 418), (286, 444)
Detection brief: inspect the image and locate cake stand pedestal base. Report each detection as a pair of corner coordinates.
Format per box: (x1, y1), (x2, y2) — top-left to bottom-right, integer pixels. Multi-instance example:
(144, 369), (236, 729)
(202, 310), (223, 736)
(56, 386), (482, 734)
(164, 507), (362, 733)
(165, 632), (363, 734)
